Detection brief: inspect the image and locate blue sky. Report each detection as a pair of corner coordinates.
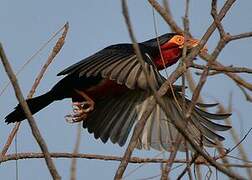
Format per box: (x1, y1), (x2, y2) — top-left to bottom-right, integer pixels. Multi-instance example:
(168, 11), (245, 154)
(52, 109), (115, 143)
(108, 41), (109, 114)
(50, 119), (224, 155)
(1, 0), (252, 179)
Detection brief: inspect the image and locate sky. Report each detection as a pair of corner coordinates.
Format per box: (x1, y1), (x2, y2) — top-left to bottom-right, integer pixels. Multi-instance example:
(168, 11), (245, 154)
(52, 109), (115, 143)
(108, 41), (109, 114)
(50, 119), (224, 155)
(0, 0), (252, 179)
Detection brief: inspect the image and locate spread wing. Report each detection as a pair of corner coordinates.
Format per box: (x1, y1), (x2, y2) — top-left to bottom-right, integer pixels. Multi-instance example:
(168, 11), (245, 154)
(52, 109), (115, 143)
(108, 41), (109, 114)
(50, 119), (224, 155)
(57, 44), (162, 90)
(83, 89), (231, 151)
(136, 94), (231, 151)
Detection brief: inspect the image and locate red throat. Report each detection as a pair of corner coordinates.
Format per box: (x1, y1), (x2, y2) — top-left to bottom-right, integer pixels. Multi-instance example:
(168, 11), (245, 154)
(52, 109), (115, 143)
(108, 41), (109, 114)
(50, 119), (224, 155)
(154, 47), (182, 70)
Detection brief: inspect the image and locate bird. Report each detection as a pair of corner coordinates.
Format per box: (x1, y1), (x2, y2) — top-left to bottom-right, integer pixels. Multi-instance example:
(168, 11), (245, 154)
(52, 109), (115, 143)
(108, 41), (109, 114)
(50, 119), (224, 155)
(5, 33), (231, 151)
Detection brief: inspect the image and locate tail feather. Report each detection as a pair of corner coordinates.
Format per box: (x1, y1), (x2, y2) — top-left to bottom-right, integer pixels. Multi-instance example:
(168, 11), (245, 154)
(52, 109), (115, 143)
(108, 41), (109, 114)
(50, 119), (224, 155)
(5, 91), (55, 123)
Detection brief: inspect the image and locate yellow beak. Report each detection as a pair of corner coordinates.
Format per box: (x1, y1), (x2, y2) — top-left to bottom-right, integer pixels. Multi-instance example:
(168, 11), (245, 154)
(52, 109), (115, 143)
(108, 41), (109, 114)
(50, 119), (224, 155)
(185, 38), (208, 52)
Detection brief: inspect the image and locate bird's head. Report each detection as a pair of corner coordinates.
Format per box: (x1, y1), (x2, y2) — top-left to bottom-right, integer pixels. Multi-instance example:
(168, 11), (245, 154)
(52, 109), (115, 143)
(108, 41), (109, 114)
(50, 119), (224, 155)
(160, 34), (207, 52)
(145, 33), (207, 70)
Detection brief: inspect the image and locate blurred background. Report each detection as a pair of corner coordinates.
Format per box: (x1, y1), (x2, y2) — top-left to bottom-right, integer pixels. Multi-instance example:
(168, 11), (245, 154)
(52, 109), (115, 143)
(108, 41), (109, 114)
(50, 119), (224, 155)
(0, 0), (252, 179)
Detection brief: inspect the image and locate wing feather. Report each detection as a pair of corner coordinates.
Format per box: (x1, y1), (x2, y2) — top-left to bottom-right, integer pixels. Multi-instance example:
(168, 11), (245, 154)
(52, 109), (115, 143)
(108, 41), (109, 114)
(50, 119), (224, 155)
(59, 43), (160, 90)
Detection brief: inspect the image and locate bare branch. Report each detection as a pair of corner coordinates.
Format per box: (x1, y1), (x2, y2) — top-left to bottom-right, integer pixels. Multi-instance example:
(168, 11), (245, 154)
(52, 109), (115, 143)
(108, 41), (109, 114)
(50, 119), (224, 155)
(191, 63), (252, 74)
(70, 123), (82, 180)
(218, 104), (252, 178)
(29, 22), (69, 96)
(1, 152), (252, 169)
(211, 0), (226, 38)
(162, 0), (191, 178)
(177, 154), (198, 179)
(200, 54), (252, 91)
(0, 24), (67, 97)
(238, 85), (252, 102)
(0, 22), (69, 158)
(229, 32), (252, 41)
(0, 43), (61, 179)
(148, 0), (184, 34)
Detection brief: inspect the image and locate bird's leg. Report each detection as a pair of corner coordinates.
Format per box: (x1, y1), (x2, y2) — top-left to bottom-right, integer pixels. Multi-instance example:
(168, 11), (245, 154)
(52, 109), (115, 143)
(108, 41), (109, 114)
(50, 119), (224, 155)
(65, 89), (95, 123)
(73, 89), (95, 112)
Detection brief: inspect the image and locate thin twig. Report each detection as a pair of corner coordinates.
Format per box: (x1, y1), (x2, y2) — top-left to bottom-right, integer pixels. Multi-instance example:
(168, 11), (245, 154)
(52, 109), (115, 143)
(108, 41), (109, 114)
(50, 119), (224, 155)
(0, 22), (69, 158)
(150, 0), (252, 94)
(124, 152), (164, 179)
(191, 63), (252, 74)
(161, 135), (182, 179)
(230, 32), (252, 41)
(211, 0), (226, 38)
(0, 24), (67, 97)
(218, 104), (252, 179)
(201, 55), (252, 91)
(116, 0), (244, 179)
(2, 152), (252, 168)
(148, 0), (183, 34)
(195, 165), (202, 180)
(115, 1), (165, 178)
(177, 153), (198, 180)
(237, 85), (252, 102)
(70, 123), (82, 180)
(0, 43), (61, 179)
(161, 1), (191, 178)
(148, 0), (246, 179)
(29, 22), (69, 96)
(184, 141), (193, 180)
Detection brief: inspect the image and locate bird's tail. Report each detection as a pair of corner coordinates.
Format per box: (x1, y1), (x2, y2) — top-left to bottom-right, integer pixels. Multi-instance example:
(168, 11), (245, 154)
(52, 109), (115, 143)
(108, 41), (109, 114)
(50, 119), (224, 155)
(5, 91), (55, 123)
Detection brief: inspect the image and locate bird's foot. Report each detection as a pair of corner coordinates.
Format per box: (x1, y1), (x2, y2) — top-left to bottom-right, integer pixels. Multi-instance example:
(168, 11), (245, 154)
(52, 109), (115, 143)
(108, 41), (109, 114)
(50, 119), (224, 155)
(73, 101), (95, 113)
(65, 101), (95, 123)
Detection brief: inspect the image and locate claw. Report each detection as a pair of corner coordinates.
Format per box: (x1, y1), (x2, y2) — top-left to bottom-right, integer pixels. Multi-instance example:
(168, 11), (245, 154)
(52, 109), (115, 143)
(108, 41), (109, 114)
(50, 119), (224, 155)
(66, 100), (94, 124)
(65, 112), (87, 124)
(65, 114), (77, 123)
(72, 101), (94, 113)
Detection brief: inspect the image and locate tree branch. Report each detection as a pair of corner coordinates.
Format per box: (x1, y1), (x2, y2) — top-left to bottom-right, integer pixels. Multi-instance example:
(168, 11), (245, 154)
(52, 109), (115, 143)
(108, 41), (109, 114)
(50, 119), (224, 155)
(1, 152), (252, 169)
(1, 22), (69, 158)
(0, 43), (61, 179)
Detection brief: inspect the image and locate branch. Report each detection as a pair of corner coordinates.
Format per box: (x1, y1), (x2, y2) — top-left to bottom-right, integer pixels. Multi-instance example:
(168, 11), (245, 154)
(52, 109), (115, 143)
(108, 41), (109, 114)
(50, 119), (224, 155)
(177, 153), (198, 180)
(230, 32), (252, 41)
(1, 22), (69, 158)
(28, 22), (69, 96)
(162, 0), (191, 178)
(238, 85), (252, 102)
(0, 24), (67, 97)
(148, 0), (246, 179)
(218, 103), (252, 178)
(1, 152), (252, 169)
(185, 37), (230, 118)
(191, 63), (252, 74)
(116, 0), (244, 179)
(211, 0), (226, 38)
(201, 55), (252, 91)
(150, 0), (252, 98)
(70, 123), (82, 180)
(0, 44), (61, 179)
(148, 0), (183, 34)
(115, 0), (166, 178)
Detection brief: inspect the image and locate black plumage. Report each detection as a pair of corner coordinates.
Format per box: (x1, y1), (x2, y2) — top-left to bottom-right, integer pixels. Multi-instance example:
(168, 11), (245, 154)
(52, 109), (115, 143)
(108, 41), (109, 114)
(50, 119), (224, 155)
(5, 33), (232, 152)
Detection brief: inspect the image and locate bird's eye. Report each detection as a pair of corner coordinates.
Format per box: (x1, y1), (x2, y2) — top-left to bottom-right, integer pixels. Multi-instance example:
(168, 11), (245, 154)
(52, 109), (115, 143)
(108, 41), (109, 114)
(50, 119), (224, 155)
(175, 36), (184, 45)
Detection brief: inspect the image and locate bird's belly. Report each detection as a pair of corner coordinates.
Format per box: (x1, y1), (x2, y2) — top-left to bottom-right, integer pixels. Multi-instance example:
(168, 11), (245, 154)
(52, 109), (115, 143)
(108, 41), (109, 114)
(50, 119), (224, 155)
(76, 79), (127, 101)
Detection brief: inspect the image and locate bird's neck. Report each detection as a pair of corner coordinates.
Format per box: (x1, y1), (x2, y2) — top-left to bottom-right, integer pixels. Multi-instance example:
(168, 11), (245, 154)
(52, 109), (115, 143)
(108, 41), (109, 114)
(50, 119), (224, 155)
(153, 48), (182, 70)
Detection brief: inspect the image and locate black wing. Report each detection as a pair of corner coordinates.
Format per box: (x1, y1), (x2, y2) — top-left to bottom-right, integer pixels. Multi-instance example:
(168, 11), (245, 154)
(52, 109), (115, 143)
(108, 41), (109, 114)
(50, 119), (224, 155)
(57, 43), (163, 90)
(83, 89), (231, 151)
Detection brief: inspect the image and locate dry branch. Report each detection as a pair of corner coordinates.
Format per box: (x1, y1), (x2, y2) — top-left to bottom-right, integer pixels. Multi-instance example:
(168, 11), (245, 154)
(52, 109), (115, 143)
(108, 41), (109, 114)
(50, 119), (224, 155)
(161, 1), (191, 178)
(0, 43), (61, 179)
(1, 22), (69, 158)
(218, 103), (252, 179)
(0, 22), (69, 180)
(70, 123), (82, 180)
(115, 0), (245, 179)
(191, 63), (252, 74)
(1, 152), (252, 169)
(149, 1), (252, 178)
